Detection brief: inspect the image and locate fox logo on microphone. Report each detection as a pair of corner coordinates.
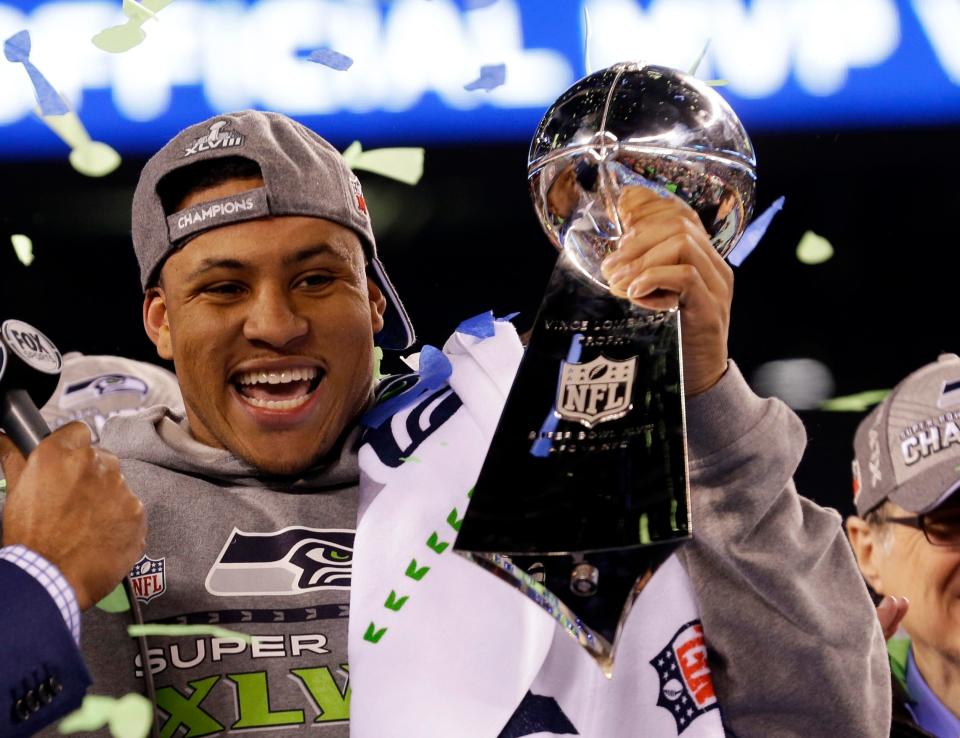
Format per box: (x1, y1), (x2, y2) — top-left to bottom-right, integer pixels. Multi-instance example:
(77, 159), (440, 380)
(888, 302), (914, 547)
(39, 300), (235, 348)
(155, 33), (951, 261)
(205, 527), (354, 596)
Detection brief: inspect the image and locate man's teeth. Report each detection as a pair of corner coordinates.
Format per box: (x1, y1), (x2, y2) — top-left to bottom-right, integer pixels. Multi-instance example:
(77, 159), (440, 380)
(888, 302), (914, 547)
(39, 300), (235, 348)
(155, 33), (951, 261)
(241, 395), (312, 410)
(234, 366), (320, 411)
(235, 367), (318, 386)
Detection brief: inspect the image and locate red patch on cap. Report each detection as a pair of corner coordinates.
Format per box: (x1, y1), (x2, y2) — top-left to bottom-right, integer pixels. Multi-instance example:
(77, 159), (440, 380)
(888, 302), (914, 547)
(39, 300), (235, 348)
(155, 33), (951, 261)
(350, 177), (367, 215)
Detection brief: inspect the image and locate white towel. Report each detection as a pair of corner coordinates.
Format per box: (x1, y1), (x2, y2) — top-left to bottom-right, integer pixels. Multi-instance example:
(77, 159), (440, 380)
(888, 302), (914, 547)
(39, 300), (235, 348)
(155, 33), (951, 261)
(350, 320), (724, 737)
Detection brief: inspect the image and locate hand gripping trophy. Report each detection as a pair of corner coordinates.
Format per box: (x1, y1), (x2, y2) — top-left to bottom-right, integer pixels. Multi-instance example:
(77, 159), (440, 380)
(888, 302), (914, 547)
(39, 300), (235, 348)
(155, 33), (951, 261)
(454, 62), (757, 675)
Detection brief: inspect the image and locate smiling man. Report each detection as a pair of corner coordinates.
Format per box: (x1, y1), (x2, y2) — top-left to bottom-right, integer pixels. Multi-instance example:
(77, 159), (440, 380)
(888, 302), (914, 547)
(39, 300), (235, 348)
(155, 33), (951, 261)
(847, 354), (960, 738)
(145, 175), (386, 475)
(19, 112), (415, 737)
(6, 110), (892, 738)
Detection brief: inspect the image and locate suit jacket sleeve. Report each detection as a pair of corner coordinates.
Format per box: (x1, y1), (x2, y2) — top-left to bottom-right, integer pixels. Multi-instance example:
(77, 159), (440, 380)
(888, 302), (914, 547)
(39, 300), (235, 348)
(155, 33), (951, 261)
(0, 559), (92, 737)
(676, 361), (891, 738)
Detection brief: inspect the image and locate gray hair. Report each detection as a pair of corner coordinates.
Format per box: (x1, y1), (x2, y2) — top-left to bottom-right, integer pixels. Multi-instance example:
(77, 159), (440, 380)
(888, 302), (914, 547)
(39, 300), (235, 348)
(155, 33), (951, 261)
(863, 502), (896, 555)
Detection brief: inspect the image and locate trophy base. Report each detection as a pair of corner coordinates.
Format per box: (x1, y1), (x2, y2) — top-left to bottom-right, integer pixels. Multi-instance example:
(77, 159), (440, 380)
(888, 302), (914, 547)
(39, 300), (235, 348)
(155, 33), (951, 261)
(463, 541), (679, 677)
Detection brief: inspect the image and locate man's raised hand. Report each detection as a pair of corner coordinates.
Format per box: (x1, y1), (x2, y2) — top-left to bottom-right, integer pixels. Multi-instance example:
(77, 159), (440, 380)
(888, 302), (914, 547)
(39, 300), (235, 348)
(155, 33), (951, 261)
(601, 186), (734, 396)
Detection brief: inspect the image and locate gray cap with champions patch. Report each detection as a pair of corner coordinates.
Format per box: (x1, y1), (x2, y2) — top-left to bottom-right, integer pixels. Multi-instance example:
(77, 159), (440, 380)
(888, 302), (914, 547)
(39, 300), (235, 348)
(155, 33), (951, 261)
(852, 353), (960, 516)
(131, 109), (415, 351)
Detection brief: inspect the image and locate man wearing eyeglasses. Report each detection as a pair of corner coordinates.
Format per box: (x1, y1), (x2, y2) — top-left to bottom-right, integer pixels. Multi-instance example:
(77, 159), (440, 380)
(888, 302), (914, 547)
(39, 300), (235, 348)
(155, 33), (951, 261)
(847, 353), (960, 738)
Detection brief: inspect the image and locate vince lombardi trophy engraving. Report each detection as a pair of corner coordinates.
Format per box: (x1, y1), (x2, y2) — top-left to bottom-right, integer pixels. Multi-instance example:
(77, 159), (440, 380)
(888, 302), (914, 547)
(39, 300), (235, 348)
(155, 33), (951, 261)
(454, 63), (757, 675)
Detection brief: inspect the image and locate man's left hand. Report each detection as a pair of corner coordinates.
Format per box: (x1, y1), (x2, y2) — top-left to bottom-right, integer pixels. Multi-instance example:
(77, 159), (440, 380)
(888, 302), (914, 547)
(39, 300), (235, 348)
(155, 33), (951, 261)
(600, 186), (733, 396)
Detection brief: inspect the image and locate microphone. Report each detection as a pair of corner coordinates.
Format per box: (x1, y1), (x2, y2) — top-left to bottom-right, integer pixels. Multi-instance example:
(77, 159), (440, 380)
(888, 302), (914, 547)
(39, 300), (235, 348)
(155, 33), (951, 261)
(0, 319), (62, 454)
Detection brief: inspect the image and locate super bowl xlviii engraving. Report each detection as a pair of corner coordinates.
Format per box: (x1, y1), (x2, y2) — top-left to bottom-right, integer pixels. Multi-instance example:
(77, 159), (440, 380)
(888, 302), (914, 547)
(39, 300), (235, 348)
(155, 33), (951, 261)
(1, 320), (62, 374)
(555, 354), (637, 427)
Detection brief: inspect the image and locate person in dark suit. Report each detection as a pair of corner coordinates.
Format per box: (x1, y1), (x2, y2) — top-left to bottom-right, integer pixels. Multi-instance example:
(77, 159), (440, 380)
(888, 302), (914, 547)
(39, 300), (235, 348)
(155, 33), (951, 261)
(0, 421), (146, 736)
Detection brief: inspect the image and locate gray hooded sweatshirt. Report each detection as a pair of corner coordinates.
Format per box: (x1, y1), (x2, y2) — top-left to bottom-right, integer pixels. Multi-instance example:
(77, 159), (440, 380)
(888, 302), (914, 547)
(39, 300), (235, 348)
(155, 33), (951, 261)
(37, 409), (360, 737)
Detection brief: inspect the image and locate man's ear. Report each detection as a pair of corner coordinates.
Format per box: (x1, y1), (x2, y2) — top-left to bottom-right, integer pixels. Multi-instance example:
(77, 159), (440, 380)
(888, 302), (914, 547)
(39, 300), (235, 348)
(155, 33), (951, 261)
(366, 276), (387, 335)
(846, 515), (887, 595)
(143, 286), (174, 360)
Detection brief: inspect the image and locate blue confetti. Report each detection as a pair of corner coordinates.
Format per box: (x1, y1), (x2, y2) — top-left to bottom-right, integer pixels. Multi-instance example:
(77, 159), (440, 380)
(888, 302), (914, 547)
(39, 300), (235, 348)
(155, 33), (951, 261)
(464, 63), (506, 92)
(727, 196), (785, 267)
(4, 30), (31, 62)
(4, 31), (69, 116)
(307, 48), (354, 71)
(497, 311), (520, 322)
(417, 345), (453, 388)
(465, 0), (499, 7)
(530, 334), (583, 458)
(361, 345), (452, 429)
(457, 310), (496, 339)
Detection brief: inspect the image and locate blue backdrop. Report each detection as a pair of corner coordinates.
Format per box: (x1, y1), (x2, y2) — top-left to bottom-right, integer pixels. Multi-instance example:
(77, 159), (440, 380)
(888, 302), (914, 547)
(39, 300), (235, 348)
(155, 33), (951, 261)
(0, 0), (957, 157)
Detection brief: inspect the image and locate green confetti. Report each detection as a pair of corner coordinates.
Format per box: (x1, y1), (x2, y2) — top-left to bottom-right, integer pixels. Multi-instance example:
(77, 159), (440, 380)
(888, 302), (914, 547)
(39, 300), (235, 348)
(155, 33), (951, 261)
(91, 0), (172, 54)
(399, 455), (422, 464)
(95, 583), (130, 613)
(108, 694), (152, 738)
(70, 141), (122, 178)
(373, 346), (387, 382)
(639, 513), (651, 545)
(342, 140), (362, 165)
(796, 230), (835, 265)
(128, 624), (253, 642)
(38, 108), (121, 178)
(688, 39), (710, 75)
(59, 694), (152, 738)
(10, 234), (33, 266)
(705, 79), (728, 86)
(819, 390), (890, 412)
(59, 695), (114, 733)
(342, 141), (424, 185)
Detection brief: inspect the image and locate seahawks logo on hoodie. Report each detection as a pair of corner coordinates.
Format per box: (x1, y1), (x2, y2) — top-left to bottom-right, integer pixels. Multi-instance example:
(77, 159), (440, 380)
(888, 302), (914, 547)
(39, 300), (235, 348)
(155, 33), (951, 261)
(58, 373), (149, 409)
(205, 527), (354, 596)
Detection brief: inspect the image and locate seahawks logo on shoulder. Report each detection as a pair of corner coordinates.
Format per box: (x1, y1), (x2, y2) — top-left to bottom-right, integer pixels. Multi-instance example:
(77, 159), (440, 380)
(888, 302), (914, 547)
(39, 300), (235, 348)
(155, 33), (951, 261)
(58, 373), (149, 409)
(205, 527), (354, 596)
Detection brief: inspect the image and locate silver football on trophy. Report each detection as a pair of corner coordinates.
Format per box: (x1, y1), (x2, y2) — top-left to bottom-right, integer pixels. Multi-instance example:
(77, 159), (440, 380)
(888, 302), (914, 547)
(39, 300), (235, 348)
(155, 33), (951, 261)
(529, 62), (756, 288)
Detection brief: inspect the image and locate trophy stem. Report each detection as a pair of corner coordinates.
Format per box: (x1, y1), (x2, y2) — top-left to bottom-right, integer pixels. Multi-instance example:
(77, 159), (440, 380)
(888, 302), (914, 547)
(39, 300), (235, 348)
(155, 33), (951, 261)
(464, 538), (679, 677)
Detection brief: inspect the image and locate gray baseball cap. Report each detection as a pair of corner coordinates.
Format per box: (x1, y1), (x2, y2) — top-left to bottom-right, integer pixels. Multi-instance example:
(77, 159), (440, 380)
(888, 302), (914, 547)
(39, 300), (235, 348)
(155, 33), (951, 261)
(131, 110), (415, 351)
(852, 353), (960, 516)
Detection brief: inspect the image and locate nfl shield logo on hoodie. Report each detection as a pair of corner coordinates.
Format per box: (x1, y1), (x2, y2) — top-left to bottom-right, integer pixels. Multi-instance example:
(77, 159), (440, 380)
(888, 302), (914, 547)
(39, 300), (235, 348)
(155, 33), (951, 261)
(129, 554), (166, 604)
(650, 619), (718, 733)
